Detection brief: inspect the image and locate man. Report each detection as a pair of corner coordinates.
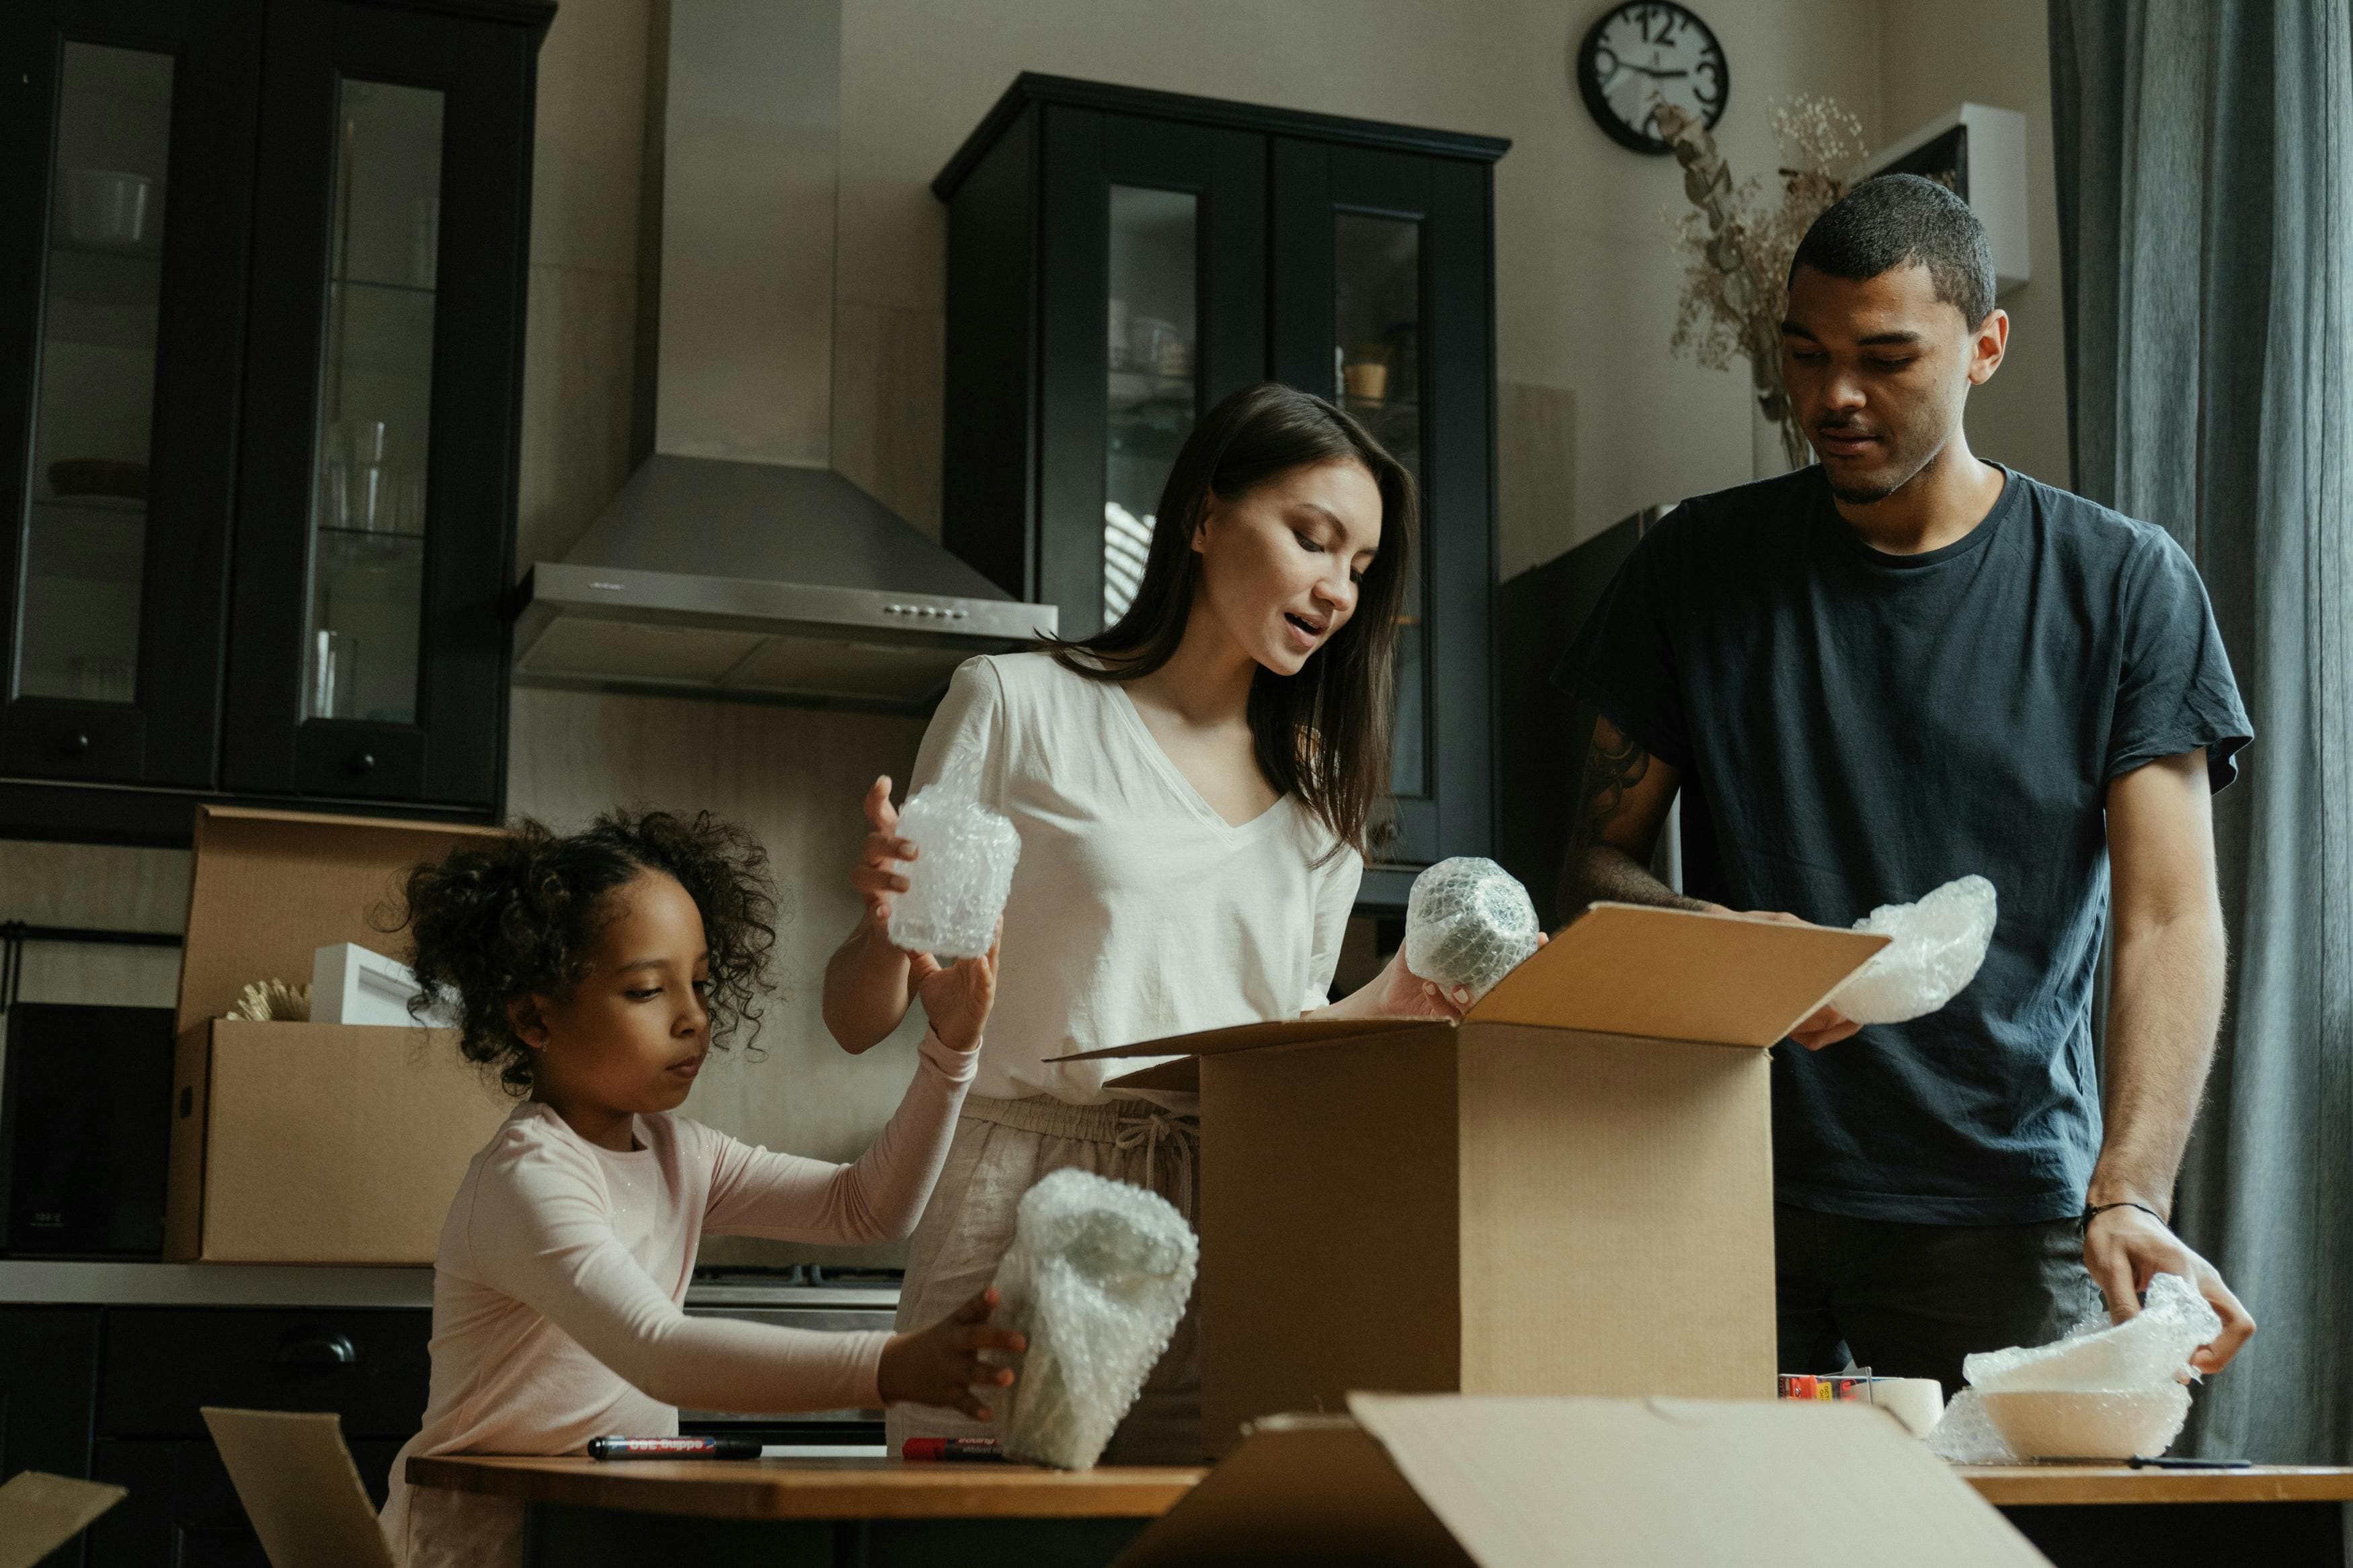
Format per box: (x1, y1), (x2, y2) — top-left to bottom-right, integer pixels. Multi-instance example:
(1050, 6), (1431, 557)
(1562, 175), (2256, 1393)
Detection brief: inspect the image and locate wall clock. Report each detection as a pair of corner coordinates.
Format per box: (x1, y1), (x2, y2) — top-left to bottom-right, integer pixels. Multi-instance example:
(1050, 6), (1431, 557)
(1575, 3), (1728, 155)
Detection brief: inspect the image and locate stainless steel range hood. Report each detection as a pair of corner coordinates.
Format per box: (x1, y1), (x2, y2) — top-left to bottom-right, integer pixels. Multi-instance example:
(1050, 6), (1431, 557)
(512, 458), (1051, 708)
(508, 0), (1053, 711)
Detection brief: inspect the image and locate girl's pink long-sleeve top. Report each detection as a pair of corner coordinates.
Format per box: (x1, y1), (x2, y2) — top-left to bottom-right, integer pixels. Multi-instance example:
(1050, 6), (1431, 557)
(380, 1030), (975, 1566)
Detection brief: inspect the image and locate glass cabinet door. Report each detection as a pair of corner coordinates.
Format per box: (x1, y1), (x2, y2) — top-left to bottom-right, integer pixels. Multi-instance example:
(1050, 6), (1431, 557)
(1333, 212), (1427, 801)
(0, 0), (258, 794)
(305, 78), (442, 728)
(225, 0), (539, 809)
(1273, 138), (1497, 887)
(1102, 186), (1197, 628)
(19, 43), (173, 712)
(1024, 108), (1264, 639)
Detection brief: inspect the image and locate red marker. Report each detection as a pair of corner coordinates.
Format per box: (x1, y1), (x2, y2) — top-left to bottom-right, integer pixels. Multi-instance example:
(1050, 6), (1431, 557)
(902, 1437), (1009, 1462)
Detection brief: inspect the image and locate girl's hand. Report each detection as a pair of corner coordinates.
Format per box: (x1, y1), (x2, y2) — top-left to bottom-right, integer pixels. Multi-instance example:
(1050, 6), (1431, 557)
(875, 1287), (1025, 1419)
(917, 925), (999, 1053)
(852, 775), (944, 980)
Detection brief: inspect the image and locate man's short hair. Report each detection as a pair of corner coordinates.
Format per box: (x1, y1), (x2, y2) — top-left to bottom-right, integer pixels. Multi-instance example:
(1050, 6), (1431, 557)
(1788, 173), (1996, 327)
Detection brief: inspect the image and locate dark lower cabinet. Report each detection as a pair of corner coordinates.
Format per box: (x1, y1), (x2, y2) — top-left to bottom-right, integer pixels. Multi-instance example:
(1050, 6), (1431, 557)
(0, 1307), (102, 1568)
(0, 1305), (428, 1567)
(85, 1435), (404, 1567)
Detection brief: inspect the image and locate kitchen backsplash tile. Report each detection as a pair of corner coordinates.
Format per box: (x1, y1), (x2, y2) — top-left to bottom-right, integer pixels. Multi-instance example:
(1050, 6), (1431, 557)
(507, 684), (934, 1264)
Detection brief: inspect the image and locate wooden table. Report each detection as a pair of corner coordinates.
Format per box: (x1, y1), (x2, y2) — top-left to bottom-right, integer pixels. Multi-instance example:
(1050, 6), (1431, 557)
(411, 1454), (2353, 1567)
(407, 1454), (1201, 1567)
(1957, 1465), (2353, 1567)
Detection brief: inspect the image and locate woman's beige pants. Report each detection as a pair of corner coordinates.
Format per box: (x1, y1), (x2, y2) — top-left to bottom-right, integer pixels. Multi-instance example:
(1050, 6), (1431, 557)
(883, 1092), (1201, 1464)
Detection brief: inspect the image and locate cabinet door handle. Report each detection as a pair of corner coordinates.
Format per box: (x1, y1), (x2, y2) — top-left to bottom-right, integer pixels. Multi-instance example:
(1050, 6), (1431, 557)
(274, 1329), (358, 1367)
(61, 731), (91, 756)
(348, 750), (376, 776)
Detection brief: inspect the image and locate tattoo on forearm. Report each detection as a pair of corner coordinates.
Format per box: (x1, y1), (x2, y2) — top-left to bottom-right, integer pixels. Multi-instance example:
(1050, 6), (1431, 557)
(1579, 727), (1650, 835)
(1562, 725), (1705, 913)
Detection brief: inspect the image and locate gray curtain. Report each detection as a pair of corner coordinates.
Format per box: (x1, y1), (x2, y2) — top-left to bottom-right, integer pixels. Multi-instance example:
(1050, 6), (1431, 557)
(2052, 0), (2353, 1463)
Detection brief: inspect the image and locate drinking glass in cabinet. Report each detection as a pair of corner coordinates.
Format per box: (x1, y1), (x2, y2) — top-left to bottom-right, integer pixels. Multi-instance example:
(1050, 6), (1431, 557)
(304, 79), (442, 726)
(1102, 185), (1197, 628)
(1334, 211), (1427, 798)
(16, 43), (173, 704)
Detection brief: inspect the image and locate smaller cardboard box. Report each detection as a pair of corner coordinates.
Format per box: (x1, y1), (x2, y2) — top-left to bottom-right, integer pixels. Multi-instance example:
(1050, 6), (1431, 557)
(166, 807), (516, 1264)
(1113, 1393), (2051, 1567)
(1058, 904), (1889, 1454)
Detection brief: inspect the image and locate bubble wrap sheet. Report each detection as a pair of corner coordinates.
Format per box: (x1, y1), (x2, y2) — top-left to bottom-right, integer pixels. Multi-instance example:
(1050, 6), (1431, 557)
(885, 755), (1021, 960)
(986, 1168), (1198, 1471)
(1829, 874), (1998, 1025)
(1404, 857), (1542, 1003)
(1927, 1273), (2223, 1462)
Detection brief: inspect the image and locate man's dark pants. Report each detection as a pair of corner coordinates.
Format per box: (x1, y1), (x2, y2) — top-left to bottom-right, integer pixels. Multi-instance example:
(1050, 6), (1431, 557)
(1775, 1203), (2108, 1397)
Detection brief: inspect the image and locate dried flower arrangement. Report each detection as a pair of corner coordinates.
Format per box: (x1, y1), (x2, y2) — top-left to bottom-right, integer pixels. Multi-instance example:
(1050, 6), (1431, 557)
(1657, 95), (1869, 471)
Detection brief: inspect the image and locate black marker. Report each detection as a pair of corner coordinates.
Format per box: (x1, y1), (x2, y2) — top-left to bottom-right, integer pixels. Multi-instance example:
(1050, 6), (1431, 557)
(2127, 1455), (2252, 1470)
(586, 1435), (761, 1460)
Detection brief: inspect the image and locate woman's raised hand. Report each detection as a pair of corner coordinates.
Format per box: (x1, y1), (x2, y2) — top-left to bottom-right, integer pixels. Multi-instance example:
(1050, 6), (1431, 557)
(875, 1287), (1025, 1420)
(1373, 946), (1471, 1019)
(852, 776), (943, 967)
(1358, 931), (1551, 1022)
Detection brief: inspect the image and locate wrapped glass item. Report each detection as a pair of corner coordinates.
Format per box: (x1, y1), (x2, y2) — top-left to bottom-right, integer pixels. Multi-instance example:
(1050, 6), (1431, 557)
(1404, 856), (1541, 1003)
(988, 1168), (1198, 1470)
(886, 754), (1021, 960)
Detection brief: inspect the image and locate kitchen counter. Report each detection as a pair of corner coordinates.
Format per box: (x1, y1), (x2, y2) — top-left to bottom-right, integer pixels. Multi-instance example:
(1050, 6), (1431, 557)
(0, 1259), (435, 1307)
(0, 1260), (898, 1312)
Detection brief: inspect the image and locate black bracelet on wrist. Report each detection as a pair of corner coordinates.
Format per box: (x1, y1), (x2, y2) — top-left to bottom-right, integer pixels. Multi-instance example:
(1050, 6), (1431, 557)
(2083, 1199), (2168, 1229)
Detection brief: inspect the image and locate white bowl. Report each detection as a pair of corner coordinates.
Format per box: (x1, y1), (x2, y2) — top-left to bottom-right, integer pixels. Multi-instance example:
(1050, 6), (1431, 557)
(1978, 1386), (2191, 1460)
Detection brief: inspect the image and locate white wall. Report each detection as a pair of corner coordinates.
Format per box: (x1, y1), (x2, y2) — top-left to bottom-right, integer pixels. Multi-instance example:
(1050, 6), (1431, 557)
(1878, 0), (2071, 488)
(831, 0), (1884, 573)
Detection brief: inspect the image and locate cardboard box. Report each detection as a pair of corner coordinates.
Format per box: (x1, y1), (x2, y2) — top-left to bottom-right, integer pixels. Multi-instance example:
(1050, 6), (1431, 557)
(1058, 903), (1888, 1454)
(166, 807), (516, 1264)
(1114, 1393), (2050, 1567)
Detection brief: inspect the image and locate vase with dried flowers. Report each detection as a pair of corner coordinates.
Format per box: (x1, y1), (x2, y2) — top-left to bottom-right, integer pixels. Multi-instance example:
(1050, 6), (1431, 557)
(1657, 95), (1868, 473)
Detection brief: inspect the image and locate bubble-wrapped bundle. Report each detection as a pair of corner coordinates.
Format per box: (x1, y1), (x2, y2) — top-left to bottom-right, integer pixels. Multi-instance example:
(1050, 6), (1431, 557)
(1928, 1272), (2222, 1462)
(1829, 874), (1998, 1026)
(988, 1168), (1198, 1470)
(885, 753), (1021, 960)
(1403, 857), (1541, 1003)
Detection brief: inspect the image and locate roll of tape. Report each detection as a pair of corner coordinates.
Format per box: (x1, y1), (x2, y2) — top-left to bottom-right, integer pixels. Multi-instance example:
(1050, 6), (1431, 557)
(1870, 1377), (1946, 1438)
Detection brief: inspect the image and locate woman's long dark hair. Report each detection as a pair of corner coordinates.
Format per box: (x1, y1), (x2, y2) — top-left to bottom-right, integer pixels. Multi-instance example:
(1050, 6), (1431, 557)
(1052, 382), (1416, 858)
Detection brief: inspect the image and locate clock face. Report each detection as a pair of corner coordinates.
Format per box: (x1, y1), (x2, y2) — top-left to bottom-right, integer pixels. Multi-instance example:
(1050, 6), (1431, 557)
(1577, 3), (1728, 155)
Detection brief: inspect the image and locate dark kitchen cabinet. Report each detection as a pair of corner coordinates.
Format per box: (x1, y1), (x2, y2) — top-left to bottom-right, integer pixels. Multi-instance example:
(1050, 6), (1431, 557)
(0, 1307), (101, 1567)
(934, 77), (1507, 899)
(0, 1304), (429, 1567)
(0, 0), (551, 845)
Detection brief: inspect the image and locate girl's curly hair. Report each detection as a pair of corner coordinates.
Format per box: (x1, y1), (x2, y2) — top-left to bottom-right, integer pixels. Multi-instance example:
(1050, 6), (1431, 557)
(386, 809), (777, 1096)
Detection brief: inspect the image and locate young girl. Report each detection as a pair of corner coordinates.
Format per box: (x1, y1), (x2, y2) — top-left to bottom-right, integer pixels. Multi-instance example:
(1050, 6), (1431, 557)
(823, 382), (1469, 1464)
(379, 809), (1021, 1568)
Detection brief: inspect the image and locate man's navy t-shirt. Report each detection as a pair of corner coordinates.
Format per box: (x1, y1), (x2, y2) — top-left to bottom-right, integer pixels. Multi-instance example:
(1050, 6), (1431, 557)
(1570, 465), (2251, 1225)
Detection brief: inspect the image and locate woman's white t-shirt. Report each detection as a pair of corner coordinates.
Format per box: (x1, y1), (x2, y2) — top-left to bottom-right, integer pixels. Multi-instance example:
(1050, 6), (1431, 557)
(908, 652), (1363, 1106)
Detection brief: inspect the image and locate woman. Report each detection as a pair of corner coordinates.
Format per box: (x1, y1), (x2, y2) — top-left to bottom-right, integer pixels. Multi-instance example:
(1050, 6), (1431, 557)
(822, 382), (1462, 1463)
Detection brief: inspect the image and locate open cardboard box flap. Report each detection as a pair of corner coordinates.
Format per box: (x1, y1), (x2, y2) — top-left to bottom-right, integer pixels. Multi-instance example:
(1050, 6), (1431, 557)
(1115, 1393), (2048, 1568)
(176, 805), (502, 1032)
(1057, 903), (1887, 1094)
